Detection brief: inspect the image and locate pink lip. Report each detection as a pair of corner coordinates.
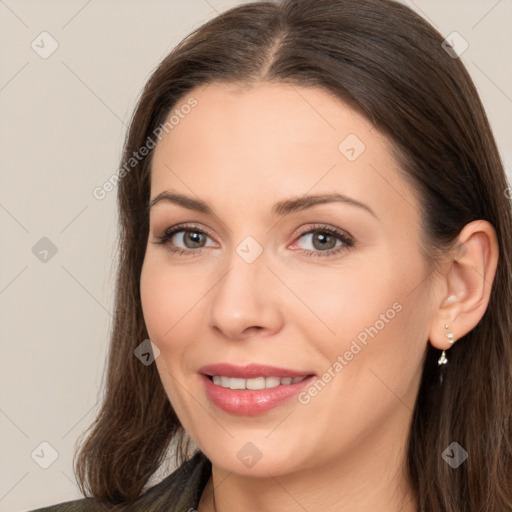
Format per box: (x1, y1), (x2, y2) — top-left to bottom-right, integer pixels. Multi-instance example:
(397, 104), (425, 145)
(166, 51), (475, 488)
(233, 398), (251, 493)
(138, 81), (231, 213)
(199, 363), (316, 416)
(199, 363), (314, 379)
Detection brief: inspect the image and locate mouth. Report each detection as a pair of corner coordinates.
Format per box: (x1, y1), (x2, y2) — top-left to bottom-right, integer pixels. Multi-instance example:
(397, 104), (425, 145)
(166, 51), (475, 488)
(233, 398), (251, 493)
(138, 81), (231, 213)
(206, 374), (310, 390)
(199, 362), (315, 380)
(198, 363), (316, 415)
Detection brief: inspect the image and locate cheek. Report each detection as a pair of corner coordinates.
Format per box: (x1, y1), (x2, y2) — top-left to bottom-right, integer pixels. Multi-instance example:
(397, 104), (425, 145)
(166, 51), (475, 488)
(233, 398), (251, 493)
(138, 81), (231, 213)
(140, 255), (197, 346)
(292, 247), (428, 375)
(294, 276), (427, 451)
(286, 261), (402, 342)
(140, 257), (203, 410)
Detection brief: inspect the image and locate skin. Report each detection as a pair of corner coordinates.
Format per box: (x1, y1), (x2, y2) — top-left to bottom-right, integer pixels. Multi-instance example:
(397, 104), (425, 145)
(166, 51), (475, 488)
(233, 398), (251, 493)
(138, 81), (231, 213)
(140, 82), (499, 512)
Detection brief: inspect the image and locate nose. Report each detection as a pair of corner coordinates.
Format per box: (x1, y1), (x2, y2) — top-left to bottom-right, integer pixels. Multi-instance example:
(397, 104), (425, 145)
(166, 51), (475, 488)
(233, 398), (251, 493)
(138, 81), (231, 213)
(208, 253), (284, 340)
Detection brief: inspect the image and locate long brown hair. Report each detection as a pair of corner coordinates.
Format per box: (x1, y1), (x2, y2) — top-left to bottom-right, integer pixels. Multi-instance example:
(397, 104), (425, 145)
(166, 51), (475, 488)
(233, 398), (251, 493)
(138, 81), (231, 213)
(74, 0), (512, 509)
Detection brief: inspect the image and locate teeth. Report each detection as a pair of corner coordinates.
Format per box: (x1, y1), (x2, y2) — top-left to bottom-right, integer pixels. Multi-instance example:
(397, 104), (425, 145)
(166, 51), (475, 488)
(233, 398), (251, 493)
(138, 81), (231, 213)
(246, 377), (265, 390)
(229, 377), (245, 390)
(211, 375), (308, 390)
(265, 377), (281, 388)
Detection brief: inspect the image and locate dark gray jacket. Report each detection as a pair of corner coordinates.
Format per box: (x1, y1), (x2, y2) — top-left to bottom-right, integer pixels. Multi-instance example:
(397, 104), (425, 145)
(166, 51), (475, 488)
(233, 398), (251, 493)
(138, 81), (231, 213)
(29, 451), (211, 512)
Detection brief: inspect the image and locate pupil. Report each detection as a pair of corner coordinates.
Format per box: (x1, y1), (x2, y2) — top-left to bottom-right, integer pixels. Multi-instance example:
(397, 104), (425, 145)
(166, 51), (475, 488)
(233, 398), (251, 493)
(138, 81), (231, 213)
(186, 231), (204, 248)
(314, 232), (335, 250)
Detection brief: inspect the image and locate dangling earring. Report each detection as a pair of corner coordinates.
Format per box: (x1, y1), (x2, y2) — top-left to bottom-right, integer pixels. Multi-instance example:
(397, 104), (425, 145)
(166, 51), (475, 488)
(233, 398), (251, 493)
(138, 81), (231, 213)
(438, 324), (455, 366)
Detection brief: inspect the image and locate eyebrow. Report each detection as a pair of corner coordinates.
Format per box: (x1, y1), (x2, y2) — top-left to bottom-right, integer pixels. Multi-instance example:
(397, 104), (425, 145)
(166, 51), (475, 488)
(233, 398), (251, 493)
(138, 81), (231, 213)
(148, 191), (377, 219)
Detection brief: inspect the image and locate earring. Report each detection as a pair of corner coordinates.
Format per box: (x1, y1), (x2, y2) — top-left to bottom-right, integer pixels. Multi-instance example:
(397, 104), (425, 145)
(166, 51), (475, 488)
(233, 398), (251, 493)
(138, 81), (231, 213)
(438, 324), (456, 366)
(445, 324), (455, 344)
(438, 350), (448, 366)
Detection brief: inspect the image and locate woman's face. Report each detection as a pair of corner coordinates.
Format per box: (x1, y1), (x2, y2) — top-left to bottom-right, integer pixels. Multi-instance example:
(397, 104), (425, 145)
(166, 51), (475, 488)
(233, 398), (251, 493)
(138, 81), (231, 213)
(140, 82), (438, 477)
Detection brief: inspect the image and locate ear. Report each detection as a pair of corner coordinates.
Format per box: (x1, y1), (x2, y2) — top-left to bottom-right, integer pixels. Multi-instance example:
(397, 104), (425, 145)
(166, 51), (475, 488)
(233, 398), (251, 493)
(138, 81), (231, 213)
(429, 220), (499, 351)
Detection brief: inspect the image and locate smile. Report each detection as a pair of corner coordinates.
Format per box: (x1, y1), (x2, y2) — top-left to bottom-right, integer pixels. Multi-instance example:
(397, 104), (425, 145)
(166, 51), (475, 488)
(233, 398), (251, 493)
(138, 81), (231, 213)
(210, 375), (308, 390)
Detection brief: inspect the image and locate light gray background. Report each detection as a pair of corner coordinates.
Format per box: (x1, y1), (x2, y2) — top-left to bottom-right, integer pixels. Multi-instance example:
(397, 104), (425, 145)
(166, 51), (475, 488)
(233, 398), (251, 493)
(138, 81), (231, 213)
(1, 1), (511, 510)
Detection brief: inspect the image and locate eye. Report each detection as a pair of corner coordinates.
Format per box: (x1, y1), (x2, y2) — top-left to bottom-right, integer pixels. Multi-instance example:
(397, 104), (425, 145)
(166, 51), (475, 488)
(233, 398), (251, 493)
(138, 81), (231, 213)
(291, 224), (354, 258)
(152, 222), (355, 258)
(152, 223), (216, 256)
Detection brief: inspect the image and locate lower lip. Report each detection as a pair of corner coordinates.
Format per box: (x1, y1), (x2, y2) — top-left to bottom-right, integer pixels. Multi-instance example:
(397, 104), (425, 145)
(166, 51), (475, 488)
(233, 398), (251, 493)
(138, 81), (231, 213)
(201, 374), (315, 416)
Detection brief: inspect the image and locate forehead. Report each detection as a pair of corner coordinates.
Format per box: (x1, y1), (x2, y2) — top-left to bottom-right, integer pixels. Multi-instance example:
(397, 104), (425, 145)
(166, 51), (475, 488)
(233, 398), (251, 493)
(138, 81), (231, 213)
(150, 82), (419, 225)
(154, 82), (377, 164)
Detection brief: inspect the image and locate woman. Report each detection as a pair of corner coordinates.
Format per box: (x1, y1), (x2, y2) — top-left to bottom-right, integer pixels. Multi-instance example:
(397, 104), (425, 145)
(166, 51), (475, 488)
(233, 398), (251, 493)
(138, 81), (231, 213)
(32, 0), (512, 510)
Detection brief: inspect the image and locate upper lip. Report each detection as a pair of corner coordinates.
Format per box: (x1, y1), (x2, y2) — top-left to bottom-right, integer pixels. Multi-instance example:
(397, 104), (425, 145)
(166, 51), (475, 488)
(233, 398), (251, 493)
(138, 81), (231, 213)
(199, 363), (315, 379)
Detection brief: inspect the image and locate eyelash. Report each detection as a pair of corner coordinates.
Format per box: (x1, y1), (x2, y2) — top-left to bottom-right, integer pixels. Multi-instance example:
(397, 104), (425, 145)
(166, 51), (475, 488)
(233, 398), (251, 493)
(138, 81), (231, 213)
(152, 222), (355, 258)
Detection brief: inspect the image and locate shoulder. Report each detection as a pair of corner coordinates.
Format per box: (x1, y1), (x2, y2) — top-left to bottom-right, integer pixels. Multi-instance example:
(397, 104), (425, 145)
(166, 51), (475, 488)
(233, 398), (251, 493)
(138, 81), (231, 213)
(28, 451), (212, 512)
